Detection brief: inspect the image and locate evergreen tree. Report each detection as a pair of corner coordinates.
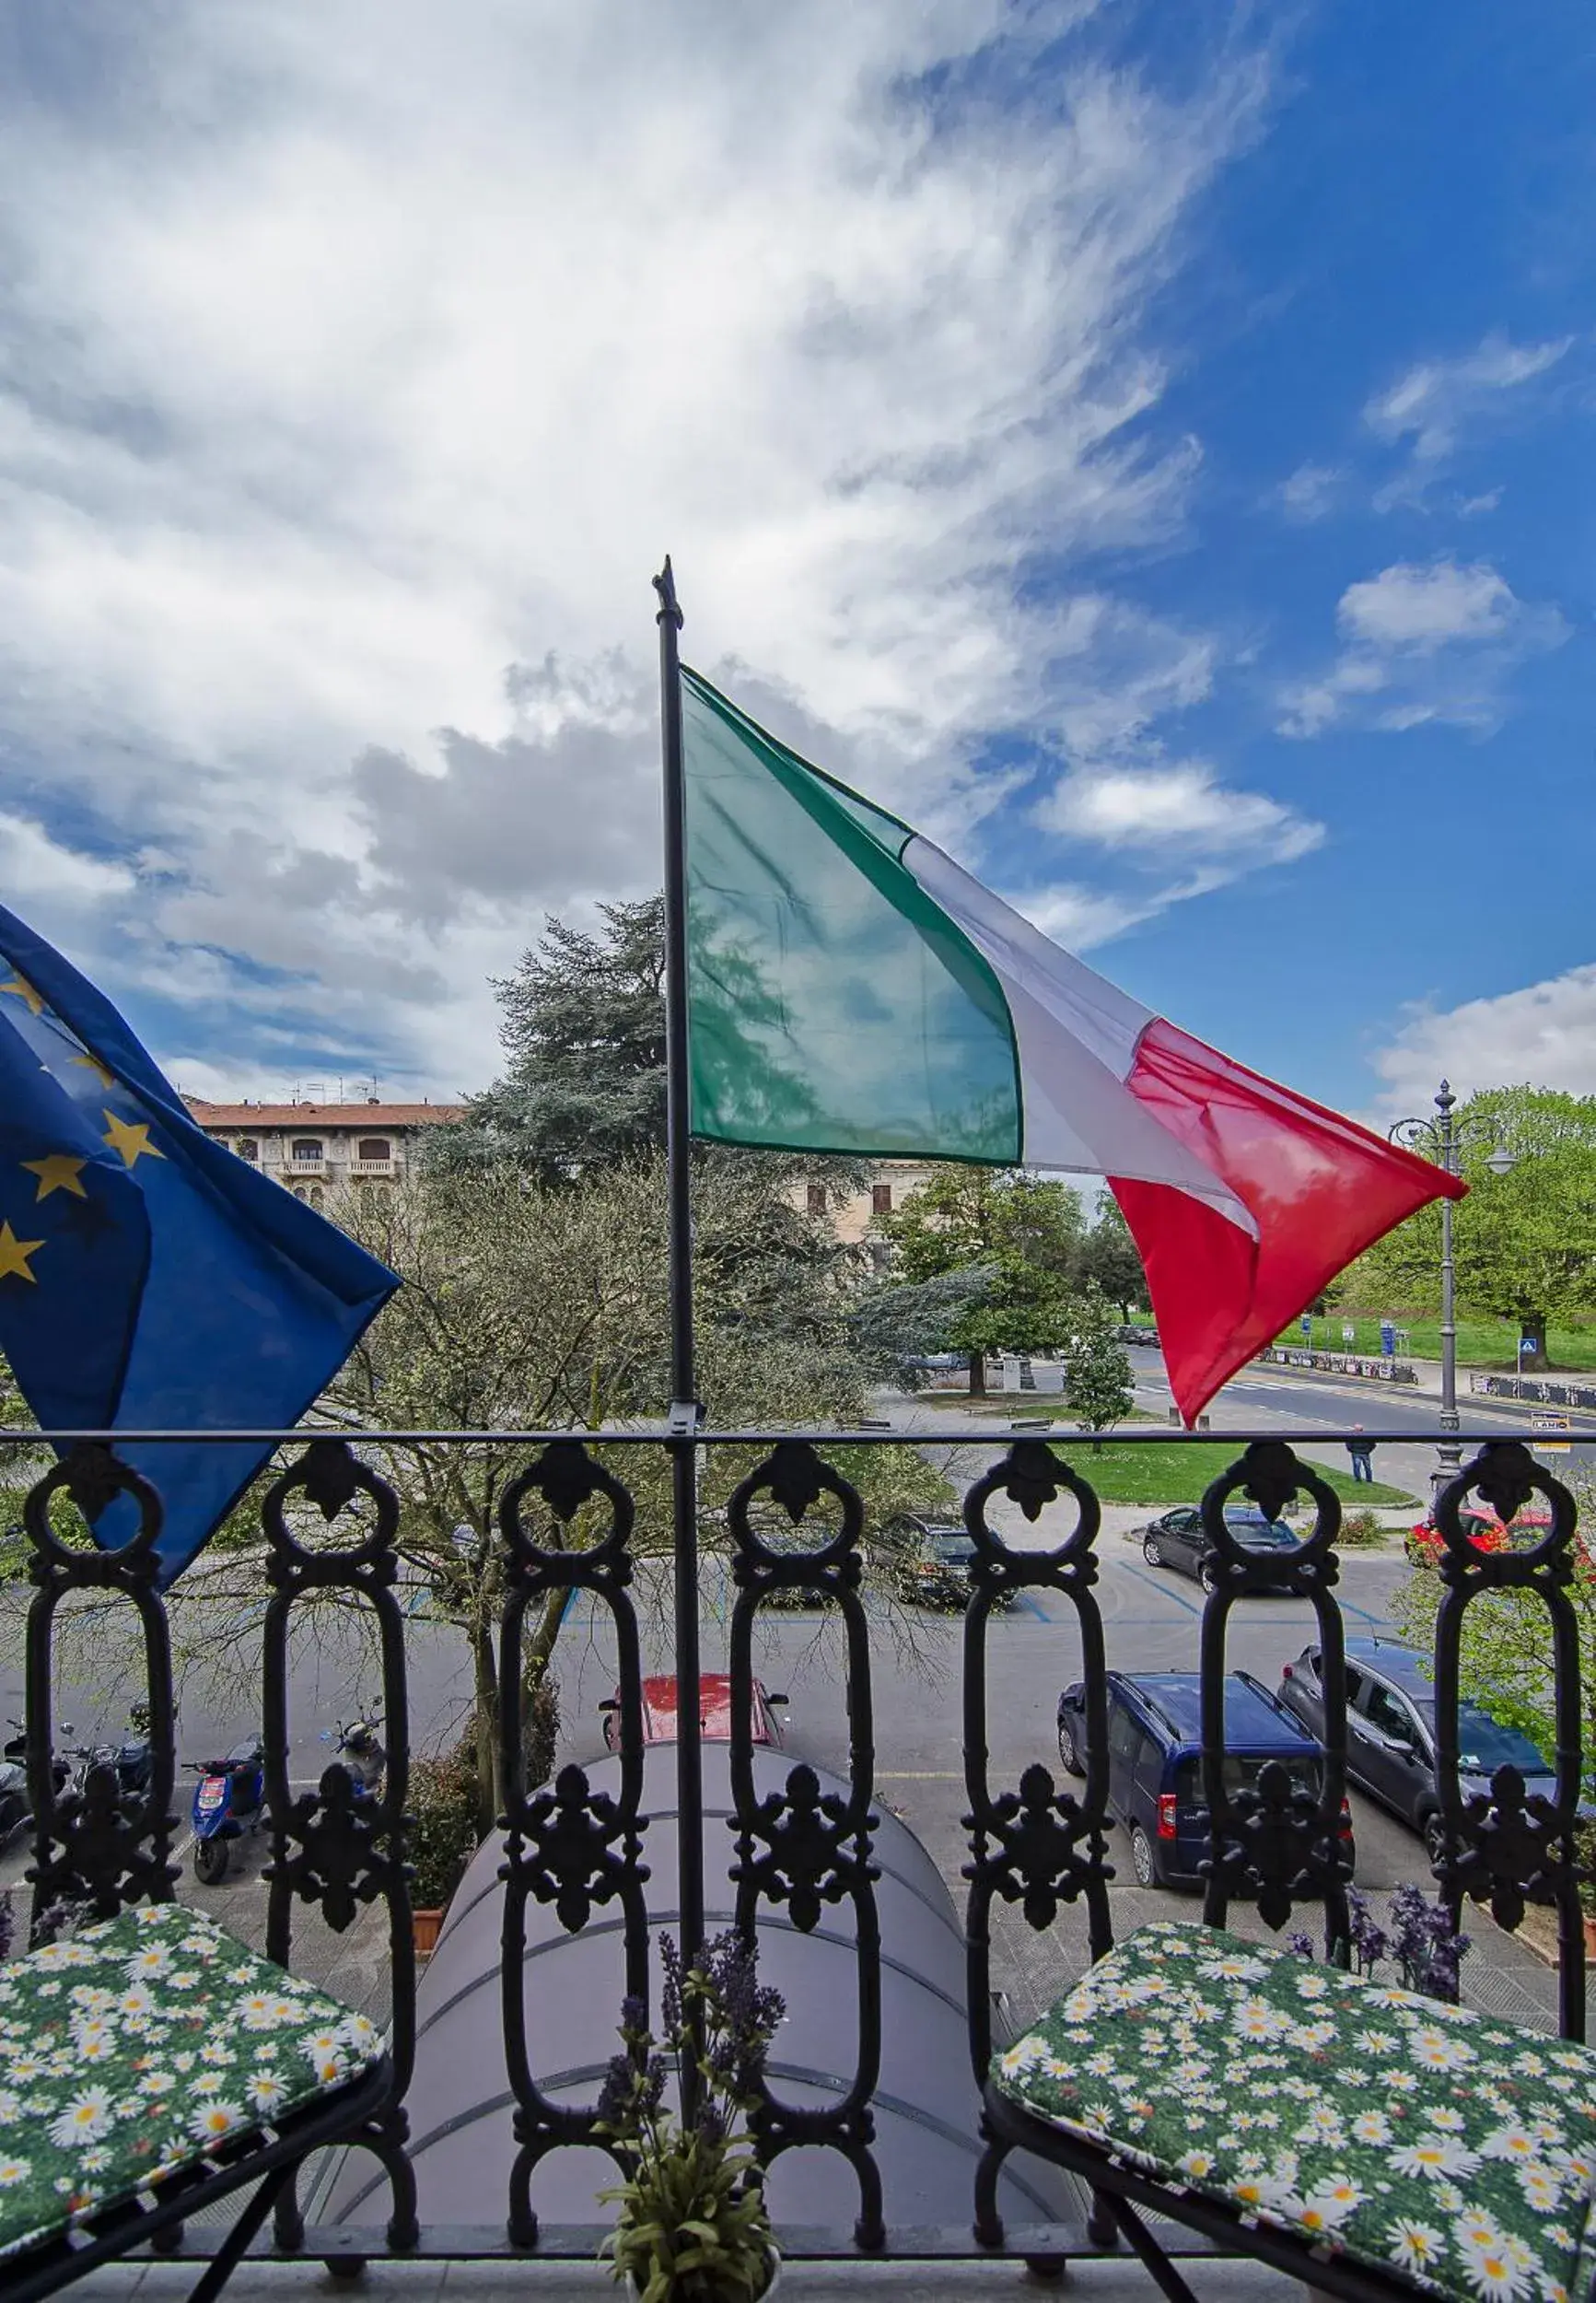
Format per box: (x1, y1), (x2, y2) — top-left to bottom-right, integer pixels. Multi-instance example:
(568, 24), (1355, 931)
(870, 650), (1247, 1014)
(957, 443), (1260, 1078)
(1060, 1283), (1136, 1443)
(1076, 1193), (1147, 1319)
(431, 897), (666, 1178)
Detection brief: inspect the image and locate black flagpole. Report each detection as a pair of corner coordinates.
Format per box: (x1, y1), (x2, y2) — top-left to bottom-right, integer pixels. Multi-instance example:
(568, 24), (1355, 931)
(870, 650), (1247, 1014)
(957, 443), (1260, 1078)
(653, 556), (705, 2000)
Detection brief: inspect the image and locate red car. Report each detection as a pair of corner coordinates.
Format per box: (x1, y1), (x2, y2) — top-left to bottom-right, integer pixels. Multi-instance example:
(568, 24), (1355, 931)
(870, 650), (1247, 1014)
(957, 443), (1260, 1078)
(600, 1672), (787, 1751)
(1405, 1503), (1553, 1567)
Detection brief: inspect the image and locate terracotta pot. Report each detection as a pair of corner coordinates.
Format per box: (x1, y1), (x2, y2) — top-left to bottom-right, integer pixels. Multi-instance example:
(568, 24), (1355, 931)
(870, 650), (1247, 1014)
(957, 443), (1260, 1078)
(413, 1906), (445, 1956)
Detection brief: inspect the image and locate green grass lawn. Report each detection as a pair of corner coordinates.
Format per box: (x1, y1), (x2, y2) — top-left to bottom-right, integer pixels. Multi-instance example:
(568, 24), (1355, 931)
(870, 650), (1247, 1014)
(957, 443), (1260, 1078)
(1282, 1314), (1596, 1372)
(1047, 1440), (1413, 1508)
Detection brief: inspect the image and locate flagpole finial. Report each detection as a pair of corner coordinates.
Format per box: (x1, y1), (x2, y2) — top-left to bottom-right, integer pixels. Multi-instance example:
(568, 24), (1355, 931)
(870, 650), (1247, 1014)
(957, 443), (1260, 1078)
(653, 556), (683, 631)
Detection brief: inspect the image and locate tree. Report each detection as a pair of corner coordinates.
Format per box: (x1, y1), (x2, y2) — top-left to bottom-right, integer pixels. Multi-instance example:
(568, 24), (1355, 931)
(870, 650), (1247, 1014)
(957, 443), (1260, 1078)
(431, 898), (667, 1179)
(1343, 1087), (1596, 1364)
(1060, 1285), (1136, 1443)
(1075, 1194), (1147, 1319)
(875, 1169), (1086, 1393)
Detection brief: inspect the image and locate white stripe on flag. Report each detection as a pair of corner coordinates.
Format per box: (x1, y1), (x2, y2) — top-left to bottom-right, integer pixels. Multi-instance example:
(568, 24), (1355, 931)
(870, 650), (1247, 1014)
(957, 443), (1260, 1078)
(905, 837), (1256, 1235)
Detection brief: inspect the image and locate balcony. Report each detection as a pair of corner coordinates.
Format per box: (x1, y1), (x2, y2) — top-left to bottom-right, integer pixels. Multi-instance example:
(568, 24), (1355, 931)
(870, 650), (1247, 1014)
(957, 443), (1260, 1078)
(0, 1421), (1582, 2299)
(349, 1157), (396, 1175)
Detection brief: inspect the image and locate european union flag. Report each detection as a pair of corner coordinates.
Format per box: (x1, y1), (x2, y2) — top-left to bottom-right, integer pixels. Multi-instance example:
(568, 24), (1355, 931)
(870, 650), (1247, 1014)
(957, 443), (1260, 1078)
(0, 904), (400, 1584)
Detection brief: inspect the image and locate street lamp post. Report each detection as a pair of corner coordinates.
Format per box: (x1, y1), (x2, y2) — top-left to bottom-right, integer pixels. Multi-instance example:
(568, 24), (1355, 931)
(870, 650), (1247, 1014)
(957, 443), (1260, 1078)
(1389, 1081), (1517, 1494)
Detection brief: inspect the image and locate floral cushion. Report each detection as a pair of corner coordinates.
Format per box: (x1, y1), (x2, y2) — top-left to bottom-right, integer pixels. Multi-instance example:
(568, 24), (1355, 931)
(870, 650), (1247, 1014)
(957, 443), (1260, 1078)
(0, 1902), (383, 2262)
(993, 1920), (1596, 2303)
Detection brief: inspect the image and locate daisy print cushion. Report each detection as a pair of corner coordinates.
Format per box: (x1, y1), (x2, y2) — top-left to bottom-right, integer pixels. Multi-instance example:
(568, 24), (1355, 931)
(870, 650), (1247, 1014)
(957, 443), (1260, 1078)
(994, 1920), (1596, 2302)
(0, 1902), (382, 2261)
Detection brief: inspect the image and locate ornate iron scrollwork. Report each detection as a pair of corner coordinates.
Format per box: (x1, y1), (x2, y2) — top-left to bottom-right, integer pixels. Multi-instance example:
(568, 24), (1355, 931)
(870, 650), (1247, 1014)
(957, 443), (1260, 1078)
(515, 1761), (647, 1934)
(1429, 1443), (1587, 2031)
(965, 1760), (1110, 1931)
(733, 1760), (879, 1933)
(495, 1438), (650, 2246)
(726, 1441), (884, 2249)
(21, 1444), (179, 1928)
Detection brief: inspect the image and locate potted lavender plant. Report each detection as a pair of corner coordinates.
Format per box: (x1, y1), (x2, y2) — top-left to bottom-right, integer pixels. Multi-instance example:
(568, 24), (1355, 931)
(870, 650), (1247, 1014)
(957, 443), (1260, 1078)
(596, 1930), (784, 2303)
(1291, 1882), (1471, 1999)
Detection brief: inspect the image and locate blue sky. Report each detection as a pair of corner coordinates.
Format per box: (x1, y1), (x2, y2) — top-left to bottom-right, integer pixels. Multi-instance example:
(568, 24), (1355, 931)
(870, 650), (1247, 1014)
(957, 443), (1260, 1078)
(0, 2), (1588, 1122)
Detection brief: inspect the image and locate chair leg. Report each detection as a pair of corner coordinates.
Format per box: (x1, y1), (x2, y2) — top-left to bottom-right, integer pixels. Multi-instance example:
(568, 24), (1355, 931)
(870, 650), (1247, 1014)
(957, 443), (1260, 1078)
(1106, 2197), (1204, 2303)
(182, 2161), (297, 2303)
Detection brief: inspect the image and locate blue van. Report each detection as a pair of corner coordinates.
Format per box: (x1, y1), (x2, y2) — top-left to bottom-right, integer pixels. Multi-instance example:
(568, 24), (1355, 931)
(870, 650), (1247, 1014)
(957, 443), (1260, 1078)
(1055, 1669), (1350, 1889)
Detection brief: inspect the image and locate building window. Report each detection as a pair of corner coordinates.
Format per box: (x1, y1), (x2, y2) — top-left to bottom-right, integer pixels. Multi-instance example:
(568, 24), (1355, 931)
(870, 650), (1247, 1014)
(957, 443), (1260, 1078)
(807, 1184), (827, 1217)
(291, 1139), (323, 1164)
(871, 1183), (892, 1215)
(236, 1138), (259, 1163)
(357, 1137), (391, 1162)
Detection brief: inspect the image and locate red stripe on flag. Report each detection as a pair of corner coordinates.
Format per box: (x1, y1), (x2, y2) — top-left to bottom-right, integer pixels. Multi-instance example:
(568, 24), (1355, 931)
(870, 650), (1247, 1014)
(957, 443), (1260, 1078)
(1110, 1018), (1464, 1425)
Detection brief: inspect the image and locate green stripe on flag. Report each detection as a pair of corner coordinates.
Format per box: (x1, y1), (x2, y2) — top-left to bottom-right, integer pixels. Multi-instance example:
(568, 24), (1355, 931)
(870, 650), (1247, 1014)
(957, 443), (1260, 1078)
(682, 667), (1021, 1163)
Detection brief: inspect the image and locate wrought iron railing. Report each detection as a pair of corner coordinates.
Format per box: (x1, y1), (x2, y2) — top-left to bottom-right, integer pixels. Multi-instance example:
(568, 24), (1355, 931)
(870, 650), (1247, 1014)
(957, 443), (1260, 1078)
(3, 1423), (1586, 2271)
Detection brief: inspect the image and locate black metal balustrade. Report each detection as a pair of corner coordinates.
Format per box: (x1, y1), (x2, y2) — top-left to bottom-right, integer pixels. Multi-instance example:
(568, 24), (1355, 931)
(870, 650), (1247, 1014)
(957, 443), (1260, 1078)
(4, 1423), (1587, 2274)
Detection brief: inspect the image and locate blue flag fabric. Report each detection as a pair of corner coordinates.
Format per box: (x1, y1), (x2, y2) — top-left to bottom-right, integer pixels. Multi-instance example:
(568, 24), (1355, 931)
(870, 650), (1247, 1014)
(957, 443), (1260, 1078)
(0, 905), (400, 1584)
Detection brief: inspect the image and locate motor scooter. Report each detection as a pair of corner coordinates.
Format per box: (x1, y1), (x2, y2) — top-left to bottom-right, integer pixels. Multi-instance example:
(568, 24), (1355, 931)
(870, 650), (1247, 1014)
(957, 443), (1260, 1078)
(4, 1716), (72, 1811)
(322, 1711), (385, 1802)
(67, 1711), (155, 1803)
(188, 1739), (266, 1883)
(0, 1749), (25, 1852)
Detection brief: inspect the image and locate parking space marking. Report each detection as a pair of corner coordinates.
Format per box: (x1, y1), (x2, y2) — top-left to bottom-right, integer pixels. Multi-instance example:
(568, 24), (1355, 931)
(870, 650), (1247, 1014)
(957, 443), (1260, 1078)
(1121, 1561), (1201, 1617)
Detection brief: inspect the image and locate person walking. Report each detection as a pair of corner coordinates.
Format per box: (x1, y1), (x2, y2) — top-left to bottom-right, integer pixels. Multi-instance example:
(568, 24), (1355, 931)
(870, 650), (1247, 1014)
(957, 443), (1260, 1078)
(1346, 1429), (1374, 1484)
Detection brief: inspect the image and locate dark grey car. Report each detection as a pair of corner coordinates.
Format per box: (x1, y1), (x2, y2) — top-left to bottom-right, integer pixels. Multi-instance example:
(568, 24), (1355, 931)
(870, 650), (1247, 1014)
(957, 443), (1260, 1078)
(1276, 1634), (1556, 1866)
(1137, 1502), (1299, 1592)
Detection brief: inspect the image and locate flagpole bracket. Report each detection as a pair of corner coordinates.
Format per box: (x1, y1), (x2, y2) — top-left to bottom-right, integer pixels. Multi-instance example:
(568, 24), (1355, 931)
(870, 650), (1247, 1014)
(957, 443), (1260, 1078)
(666, 1399), (704, 1438)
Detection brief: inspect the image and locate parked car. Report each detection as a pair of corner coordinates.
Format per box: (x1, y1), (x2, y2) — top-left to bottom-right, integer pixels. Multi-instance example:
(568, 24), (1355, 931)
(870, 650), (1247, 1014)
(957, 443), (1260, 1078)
(1276, 1635), (1557, 1866)
(1115, 1325), (1159, 1349)
(1136, 1502), (1300, 1591)
(600, 1672), (787, 1751)
(1404, 1503), (1554, 1567)
(1054, 1669), (1350, 1890)
(879, 1513), (1014, 1611)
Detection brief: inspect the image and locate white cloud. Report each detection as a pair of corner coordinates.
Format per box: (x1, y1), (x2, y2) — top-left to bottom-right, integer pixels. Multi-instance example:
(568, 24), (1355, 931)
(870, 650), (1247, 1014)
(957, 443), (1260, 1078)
(1040, 757), (1322, 859)
(1368, 965), (1596, 1122)
(1278, 556), (1567, 738)
(1275, 462), (1342, 522)
(1366, 333), (1572, 466)
(1337, 559), (1517, 650)
(0, 3), (1270, 1087)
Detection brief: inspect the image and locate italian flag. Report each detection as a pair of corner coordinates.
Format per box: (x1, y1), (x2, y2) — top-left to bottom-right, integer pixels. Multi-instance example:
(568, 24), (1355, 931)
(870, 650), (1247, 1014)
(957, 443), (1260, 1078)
(682, 667), (1463, 1422)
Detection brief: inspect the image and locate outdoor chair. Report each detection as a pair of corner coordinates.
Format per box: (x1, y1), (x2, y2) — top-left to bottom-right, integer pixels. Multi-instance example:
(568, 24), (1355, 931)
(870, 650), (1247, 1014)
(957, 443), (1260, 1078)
(982, 1917), (1596, 2303)
(0, 1900), (391, 2303)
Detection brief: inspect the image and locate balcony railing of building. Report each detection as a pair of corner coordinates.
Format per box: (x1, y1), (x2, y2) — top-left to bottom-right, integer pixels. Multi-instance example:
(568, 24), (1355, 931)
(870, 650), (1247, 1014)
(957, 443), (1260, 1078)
(348, 1158), (396, 1176)
(4, 1421), (1586, 2276)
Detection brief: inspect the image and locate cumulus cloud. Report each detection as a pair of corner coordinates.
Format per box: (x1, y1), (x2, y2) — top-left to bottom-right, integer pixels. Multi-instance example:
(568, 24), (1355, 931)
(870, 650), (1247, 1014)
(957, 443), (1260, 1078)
(1039, 757), (1321, 859)
(0, 2), (1272, 1087)
(1278, 556), (1567, 738)
(1368, 965), (1596, 1122)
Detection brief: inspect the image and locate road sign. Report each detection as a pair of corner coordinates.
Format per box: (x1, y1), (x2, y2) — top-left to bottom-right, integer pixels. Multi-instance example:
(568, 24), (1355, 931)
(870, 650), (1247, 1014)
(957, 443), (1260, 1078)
(1300, 1315), (1312, 1342)
(1520, 1337), (1540, 1355)
(1532, 1414), (1571, 1455)
(1380, 1320), (1396, 1358)
(1341, 1323), (1356, 1344)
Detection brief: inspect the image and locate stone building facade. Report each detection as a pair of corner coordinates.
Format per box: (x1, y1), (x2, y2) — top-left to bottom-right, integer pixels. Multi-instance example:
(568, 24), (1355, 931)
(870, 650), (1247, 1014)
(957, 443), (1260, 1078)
(183, 1097), (465, 1206)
